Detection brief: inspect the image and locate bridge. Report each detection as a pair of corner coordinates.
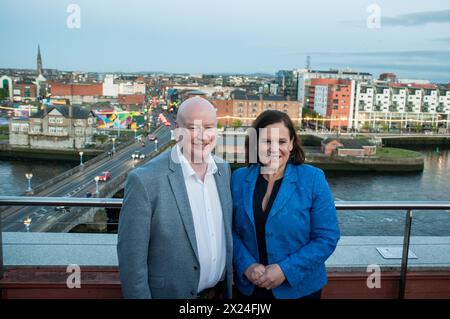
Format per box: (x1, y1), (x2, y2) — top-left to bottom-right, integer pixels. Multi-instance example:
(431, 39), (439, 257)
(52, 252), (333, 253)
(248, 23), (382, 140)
(0, 125), (174, 233)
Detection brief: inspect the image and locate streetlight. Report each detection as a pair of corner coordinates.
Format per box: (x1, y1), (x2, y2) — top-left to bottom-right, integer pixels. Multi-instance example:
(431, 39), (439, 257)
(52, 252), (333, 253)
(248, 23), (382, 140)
(94, 176), (100, 197)
(134, 128), (137, 140)
(116, 116), (121, 137)
(154, 138), (158, 151)
(79, 151), (84, 166)
(23, 217), (32, 232)
(25, 173), (33, 192)
(112, 137), (116, 153)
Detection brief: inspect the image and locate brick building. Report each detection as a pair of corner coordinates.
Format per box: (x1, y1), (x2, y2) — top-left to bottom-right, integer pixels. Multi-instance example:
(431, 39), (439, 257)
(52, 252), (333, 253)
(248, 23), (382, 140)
(212, 92), (301, 127)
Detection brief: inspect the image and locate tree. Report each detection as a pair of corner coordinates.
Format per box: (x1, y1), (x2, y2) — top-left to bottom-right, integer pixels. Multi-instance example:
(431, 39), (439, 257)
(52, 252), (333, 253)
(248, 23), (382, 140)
(414, 122), (422, 133)
(232, 119), (242, 129)
(380, 123), (389, 133)
(361, 122), (371, 132)
(217, 122), (223, 129)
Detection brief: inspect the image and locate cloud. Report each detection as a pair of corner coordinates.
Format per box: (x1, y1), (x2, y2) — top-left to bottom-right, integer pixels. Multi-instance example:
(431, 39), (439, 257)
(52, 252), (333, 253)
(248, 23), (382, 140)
(383, 9), (450, 27)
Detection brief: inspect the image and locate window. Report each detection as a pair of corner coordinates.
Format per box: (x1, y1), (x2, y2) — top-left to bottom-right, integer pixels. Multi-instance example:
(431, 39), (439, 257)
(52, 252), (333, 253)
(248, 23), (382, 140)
(12, 124), (20, 132)
(49, 126), (64, 134)
(49, 117), (63, 124)
(24, 87), (31, 97)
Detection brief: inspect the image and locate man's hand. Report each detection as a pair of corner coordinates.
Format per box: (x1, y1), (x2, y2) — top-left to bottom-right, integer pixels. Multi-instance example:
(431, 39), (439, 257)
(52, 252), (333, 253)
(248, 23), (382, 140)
(255, 264), (286, 290)
(244, 263), (266, 285)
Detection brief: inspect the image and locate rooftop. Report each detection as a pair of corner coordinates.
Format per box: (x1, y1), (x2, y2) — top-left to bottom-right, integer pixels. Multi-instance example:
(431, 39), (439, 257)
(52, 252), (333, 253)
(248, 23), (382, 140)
(30, 105), (95, 119)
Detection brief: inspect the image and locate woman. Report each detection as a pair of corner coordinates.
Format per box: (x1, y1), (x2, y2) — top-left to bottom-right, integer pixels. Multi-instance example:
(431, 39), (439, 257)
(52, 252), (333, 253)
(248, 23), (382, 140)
(232, 110), (340, 299)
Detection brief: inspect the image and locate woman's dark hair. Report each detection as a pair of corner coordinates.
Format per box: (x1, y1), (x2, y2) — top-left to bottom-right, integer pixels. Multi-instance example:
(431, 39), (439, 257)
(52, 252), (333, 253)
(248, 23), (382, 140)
(245, 110), (305, 165)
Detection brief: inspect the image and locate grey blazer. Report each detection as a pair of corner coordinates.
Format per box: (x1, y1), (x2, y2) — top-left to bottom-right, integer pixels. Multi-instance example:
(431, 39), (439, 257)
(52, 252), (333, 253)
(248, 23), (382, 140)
(117, 147), (233, 299)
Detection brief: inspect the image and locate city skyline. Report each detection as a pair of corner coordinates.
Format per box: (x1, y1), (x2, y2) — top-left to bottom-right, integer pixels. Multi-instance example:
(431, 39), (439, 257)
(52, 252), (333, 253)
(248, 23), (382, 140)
(1, 0), (450, 82)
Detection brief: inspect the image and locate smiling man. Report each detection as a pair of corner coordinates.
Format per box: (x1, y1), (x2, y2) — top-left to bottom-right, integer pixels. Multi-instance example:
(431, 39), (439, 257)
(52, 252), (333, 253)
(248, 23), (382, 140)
(117, 96), (233, 299)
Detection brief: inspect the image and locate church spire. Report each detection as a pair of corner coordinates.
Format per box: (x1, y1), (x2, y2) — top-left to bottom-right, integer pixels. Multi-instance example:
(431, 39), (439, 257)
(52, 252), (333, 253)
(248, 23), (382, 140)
(37, 44), (43, 76)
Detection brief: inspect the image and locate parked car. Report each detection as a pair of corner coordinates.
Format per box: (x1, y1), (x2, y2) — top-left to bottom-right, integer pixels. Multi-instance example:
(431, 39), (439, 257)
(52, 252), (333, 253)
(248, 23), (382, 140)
(97, 171), (112, 182)
(148, 134), (157, 141)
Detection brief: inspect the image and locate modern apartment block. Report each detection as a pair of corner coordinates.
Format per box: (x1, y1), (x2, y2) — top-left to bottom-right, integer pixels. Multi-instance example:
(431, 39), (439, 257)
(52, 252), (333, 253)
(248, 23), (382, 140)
(297, 69), (372, 104)
(355, 82), (450, 131)
(307, 79), (356, 131)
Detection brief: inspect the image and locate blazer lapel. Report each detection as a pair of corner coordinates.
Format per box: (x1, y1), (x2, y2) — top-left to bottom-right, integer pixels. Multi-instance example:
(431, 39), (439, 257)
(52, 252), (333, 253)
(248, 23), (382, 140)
(243, 165), (259, 225)
(167, 148), (199, 263)
(267, 163), (297, 223)
(213, 164), (231, 248)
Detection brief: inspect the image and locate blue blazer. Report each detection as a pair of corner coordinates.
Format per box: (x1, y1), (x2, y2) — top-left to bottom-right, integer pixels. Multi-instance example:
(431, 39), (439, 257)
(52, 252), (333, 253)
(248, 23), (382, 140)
(232, 163), (340, 299)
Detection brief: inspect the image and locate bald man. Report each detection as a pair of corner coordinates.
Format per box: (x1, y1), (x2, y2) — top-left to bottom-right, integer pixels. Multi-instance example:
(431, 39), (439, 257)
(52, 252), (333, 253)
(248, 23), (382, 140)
(118, 97), (233, 299)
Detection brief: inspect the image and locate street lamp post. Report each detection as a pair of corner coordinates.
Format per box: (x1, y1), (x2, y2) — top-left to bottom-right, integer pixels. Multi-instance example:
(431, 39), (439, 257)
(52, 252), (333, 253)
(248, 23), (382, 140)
(25, 173), (33, 192)
(94, 176), (100, 197)
(154, 139), (158, 151)
(134, 128), (137, 140)
(112, 137), (116, 154)
(117, 116), (121, 137)
(79, 151), (84, 166)
(23, 217), (32, 232)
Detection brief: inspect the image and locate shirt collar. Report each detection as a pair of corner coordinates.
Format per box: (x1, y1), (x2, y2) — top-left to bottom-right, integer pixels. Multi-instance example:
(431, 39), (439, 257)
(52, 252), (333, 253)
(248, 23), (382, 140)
(176, 144), (218, 180)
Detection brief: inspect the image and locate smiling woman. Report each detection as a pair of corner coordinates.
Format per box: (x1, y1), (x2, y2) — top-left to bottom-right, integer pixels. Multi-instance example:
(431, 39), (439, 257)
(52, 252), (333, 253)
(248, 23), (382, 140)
(233, 110), (340, 299)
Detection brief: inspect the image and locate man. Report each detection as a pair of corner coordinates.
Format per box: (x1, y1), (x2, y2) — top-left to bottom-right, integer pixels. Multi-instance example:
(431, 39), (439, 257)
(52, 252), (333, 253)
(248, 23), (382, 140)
(117, 96), (233, 299)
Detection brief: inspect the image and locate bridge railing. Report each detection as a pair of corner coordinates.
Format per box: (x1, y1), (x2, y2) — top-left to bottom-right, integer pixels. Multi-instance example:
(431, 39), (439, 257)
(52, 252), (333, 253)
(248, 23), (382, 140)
(1, 197), (450, 299)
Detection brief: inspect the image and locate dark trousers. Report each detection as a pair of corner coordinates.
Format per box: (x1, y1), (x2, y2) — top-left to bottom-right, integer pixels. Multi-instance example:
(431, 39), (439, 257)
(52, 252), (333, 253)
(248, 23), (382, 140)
(197, 281), (225, 299)
(236, 287), (322, 300)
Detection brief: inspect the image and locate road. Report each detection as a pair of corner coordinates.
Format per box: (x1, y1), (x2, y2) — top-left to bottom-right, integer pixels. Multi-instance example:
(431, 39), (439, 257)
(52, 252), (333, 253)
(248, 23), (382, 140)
(1, 124), (174, 232)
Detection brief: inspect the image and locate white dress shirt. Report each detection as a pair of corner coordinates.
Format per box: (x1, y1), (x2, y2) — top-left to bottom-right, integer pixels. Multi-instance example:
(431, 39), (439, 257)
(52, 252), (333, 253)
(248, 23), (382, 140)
(176, 145), (226, 293)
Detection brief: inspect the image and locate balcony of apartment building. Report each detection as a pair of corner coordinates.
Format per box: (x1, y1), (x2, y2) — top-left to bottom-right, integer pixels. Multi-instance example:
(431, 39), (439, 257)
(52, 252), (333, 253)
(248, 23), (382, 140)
(1, 197), (450, 299)
(422, 104), (430, 113)
(374, 103), (383, 112)
(358, 101), (366, 112)
(389, 102), (399, 113)
(406, 102), (416, 113)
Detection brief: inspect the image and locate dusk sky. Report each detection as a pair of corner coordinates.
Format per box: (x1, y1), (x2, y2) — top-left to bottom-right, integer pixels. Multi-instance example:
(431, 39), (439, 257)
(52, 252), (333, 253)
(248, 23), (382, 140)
(1, 0), (450, 81)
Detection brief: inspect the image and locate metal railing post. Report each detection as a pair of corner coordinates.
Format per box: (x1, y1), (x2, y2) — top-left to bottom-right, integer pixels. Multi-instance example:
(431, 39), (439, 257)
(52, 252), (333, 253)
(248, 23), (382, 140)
(399, 209), (413, 299)
(0, 210), (4, 280)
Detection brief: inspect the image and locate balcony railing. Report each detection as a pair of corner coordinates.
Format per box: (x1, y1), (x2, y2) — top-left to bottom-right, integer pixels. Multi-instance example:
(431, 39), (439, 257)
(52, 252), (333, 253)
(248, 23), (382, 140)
(1, 196), (450, 299)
